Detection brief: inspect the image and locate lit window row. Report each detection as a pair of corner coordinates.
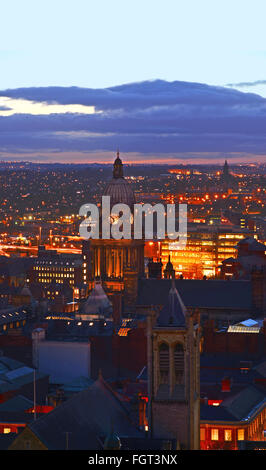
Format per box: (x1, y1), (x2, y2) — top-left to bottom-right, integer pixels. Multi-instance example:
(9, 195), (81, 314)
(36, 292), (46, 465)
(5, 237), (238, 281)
(200, 428), (245, 441)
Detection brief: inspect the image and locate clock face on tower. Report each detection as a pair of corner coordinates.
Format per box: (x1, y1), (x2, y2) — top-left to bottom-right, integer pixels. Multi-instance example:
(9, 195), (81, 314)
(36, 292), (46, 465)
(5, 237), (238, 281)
(110, 214), (119, 225)
(110, 213), (134, 225)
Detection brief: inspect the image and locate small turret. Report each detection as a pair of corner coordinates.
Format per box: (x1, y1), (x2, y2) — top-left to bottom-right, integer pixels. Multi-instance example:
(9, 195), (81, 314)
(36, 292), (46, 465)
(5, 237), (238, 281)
(164, 255), (175, 279)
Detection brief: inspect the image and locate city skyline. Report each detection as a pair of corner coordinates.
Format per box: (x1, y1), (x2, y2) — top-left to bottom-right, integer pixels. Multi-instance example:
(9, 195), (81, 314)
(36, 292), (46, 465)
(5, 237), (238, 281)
(0, 152), (264, 453)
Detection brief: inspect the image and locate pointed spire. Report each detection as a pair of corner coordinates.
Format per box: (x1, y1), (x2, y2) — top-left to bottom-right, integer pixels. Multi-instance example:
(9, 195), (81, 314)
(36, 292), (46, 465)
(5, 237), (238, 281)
(164, 255), (175, 279)
(157, 279), (186, 327)
(223, 159), (229, 175)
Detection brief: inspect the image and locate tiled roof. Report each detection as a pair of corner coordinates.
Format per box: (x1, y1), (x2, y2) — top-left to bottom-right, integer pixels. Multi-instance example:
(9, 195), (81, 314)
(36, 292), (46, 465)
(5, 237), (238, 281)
(26, 377), (143, 450)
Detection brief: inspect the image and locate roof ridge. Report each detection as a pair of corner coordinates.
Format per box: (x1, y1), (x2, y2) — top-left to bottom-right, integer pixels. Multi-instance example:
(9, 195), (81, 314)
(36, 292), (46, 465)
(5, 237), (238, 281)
(94, 377), (133, 422)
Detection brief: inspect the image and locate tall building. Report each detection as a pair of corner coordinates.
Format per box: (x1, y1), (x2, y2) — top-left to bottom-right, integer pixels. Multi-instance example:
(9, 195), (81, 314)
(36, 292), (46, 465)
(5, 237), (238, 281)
(30, 246), (85, 291)
(223, 160), (229, 179)
(147, 280), (200, 449)
(220, 160), (235, 192)
(86, 153), (145, 305)
(161, 223), (256, 279)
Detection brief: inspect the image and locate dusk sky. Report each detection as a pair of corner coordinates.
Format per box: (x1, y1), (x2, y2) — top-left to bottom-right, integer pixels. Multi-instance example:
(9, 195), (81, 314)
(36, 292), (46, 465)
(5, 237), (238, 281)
(1, 0), (266, 164)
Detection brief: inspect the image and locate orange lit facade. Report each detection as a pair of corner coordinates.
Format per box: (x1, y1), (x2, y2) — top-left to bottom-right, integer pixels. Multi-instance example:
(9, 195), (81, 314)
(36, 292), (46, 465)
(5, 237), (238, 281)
(87, 238), (145, 292)
(168, 168), (191, 175)
(161, 225), (255, 279)
(0, 405), (54, 434)
(0, 422), (26, 434)
(144, 241), (161, 259)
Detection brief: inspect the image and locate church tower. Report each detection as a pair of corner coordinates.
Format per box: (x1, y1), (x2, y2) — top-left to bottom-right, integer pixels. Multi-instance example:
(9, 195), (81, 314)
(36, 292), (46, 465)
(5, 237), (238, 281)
(223, 159), (229, 178)
(147, 280), (200, 449)
(220, 159), (235, 192)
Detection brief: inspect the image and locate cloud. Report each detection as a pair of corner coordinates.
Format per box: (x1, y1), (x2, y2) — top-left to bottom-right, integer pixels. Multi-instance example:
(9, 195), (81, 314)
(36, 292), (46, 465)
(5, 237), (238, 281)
(227, 80), (266, 88)
(0, 80), (266, 162)
(0, 97), (96, 116)
(0, 80), (264, 111)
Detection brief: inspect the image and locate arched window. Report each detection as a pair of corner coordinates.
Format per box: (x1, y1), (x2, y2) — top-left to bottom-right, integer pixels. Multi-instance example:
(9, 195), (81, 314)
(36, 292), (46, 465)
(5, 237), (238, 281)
(174, 343), (184, 384)
(159, 343), (169, 384)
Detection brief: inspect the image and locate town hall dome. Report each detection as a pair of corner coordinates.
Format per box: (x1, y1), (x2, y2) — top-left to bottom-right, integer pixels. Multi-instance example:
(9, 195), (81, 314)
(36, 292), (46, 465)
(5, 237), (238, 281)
(103, 151), (136, 210)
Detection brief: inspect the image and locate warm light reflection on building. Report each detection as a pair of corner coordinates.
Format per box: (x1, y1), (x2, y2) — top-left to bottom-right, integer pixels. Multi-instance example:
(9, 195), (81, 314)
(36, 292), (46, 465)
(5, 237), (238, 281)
(161, 226), (252, 279)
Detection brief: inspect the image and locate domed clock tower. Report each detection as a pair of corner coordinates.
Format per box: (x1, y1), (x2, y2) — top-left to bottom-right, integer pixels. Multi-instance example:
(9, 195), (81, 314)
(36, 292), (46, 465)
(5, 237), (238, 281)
(86, 152), (145, 309)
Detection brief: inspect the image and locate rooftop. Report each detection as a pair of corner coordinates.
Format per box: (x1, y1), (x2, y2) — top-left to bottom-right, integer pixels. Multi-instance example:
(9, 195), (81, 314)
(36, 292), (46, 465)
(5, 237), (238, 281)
(138, 278), (253, 310)
(201, 384), (266, 423)
(156, 280), (186, 327)
(21, 376), (143, 450)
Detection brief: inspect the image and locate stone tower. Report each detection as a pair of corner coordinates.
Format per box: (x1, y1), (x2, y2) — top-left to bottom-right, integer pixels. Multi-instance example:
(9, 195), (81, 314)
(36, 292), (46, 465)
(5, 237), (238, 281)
(147, 279), (200, 449)
(87, 152), (145, 297)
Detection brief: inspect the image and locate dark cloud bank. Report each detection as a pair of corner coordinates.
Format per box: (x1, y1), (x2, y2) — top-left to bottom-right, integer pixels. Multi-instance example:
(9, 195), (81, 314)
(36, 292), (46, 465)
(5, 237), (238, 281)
(0, 79), (266, 161)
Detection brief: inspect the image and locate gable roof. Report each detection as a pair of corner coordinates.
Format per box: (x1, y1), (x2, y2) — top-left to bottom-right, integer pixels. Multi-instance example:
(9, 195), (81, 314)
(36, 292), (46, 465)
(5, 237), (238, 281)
(201, 384), (266, 423)
(223, 385), (266, 421)
(24, 377), (142, 450)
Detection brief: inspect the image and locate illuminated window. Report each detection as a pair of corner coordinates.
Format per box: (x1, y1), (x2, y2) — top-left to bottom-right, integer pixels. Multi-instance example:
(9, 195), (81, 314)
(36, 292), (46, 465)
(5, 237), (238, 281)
(224, 429), (232, 441)
(3, 428), (11, 434)
(211, 429), (219, 441)
(200, 428), (206, 441)
(237, 429), (244, 441)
